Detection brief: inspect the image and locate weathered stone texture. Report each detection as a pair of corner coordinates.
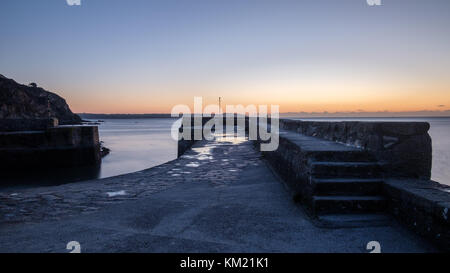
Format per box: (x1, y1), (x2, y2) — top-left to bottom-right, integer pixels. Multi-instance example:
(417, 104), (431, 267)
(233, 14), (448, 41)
(0, 126), (100, 170)
(384, 179), (450, 251)
(0, 118), (58, 132)
(279, 120), (432, 179)
(254, 119), (447, 249)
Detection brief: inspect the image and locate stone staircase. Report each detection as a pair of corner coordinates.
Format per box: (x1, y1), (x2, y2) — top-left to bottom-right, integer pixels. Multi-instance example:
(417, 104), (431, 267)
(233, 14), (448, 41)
(308, 151), (391, 228)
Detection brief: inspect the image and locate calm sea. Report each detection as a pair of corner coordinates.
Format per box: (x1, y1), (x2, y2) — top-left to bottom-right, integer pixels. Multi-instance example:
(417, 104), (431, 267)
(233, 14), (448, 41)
(1, 117), (448, 189)
(0, 118), (178, 190)
(97, 118), (177, 178)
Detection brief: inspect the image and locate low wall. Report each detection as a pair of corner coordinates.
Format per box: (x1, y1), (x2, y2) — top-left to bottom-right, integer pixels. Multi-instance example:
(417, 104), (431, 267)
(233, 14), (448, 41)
(383, 179), (450, 251)
(256, 133), (317, 206)
(176, 116), (252, 157)
(176, 117), (213, 157)
(0, 126), (101, 170)
(260, 119), (448, 249)
(280, 119), (432, 179)
(178, 137), (198, 157)
(0, 118), (58, 132)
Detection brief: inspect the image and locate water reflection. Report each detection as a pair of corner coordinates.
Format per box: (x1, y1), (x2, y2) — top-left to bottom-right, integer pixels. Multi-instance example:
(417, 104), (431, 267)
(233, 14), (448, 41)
(215, 132), (247, 145)
(98, 118), (177, 178)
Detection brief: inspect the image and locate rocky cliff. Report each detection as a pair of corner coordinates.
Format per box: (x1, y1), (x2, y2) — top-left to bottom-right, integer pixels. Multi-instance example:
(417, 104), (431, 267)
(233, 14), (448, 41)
(0, 74), (81, 124)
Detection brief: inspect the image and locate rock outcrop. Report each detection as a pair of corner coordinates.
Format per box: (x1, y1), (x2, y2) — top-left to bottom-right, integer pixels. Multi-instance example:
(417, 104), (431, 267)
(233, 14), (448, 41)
(0, 74), (81, 124)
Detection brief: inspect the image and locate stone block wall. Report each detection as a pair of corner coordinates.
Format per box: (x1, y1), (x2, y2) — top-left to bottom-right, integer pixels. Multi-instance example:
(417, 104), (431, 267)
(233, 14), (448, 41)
(383, 179), (450, 251)
(176, 116), (213, 157)
(0, 126), (101, 170)
(279, 119), (432, 179)
(0, 118), (58, 132)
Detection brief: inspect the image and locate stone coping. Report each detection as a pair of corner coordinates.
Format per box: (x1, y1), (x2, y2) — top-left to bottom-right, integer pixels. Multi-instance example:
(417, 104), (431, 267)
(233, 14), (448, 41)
(279, 119), (432, 179)
(0, 118), (58, 132)
(279, 130), (361, 152)
(383, 179), (450, 250)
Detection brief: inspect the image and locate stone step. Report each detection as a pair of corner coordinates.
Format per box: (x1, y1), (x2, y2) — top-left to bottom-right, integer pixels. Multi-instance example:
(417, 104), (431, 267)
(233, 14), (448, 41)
(311, 151), (375, 163)
(311, 178), (383, 196)
(316, 213), (392, 228)
(310, 161), (381, 178)
(312, 195), (387, 215)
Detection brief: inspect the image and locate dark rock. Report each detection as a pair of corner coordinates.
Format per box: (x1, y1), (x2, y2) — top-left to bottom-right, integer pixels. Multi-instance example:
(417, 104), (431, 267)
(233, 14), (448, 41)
(100, 142), (110, 157)
(0, 74), (82, 125)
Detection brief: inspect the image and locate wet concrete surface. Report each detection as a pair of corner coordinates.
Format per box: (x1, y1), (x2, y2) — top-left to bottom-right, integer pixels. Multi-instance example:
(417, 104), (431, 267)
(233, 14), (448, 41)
(0, 135), (438, 252)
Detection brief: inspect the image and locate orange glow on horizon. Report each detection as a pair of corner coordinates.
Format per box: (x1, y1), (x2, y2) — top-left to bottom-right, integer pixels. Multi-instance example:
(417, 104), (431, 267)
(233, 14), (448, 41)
(67, 84), (450, 115)
(70, 95), (450, 115)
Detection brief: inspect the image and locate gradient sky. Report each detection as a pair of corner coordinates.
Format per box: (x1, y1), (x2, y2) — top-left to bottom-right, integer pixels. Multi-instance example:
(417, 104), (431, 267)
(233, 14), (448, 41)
(1, 0), (449, 114)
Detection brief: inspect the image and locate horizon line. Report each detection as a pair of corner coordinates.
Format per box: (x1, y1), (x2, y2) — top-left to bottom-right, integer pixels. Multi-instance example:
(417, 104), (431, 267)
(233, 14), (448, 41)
(77, 111), (450, 118)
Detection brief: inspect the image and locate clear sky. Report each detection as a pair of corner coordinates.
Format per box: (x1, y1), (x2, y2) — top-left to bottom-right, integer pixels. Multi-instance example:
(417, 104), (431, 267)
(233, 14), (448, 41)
(1, 0), (449, 114)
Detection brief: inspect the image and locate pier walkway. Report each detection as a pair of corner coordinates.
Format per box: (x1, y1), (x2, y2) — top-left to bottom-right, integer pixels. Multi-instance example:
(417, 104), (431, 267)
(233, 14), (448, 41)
(0, 134), (437, 252)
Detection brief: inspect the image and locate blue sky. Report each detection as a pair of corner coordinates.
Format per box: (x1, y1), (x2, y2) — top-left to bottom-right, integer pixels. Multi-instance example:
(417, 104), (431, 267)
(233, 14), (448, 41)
(1, 0), (449, 113)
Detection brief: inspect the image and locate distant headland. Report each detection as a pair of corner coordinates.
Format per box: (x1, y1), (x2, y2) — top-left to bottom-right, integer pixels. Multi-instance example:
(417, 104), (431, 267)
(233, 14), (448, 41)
(0, 74), (81, 125)
(78, 113), (174, 119)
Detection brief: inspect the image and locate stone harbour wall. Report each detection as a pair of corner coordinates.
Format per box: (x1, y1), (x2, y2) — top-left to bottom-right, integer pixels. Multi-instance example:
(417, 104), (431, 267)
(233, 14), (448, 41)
(255, 133), (316, 204)
(383, 179), (450, 251)
(0, 118), (58, 132)
(279, 119), (432, 179)
(259, 119), (448, 250)
(176, 116), (213, 157)
(0, 126), (101, 171)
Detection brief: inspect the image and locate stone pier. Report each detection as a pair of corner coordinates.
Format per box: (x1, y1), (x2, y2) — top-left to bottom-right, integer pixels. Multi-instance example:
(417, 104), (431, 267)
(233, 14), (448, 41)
(0, 118), (101, 171)
(254, 119), (449, 250)
(0, 132), (437, 253)
(0, 118), (448, 252)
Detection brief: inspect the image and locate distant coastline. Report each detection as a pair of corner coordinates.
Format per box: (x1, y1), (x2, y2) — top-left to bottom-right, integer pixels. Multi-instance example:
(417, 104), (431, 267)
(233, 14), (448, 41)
(77, 112), (450, 120)
(78, 113), (174, 119)
(280, 110), (450, 118)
